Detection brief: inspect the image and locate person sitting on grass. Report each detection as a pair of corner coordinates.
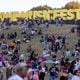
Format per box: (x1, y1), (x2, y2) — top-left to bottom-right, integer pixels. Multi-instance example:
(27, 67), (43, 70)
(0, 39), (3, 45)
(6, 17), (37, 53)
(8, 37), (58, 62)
(8, 40), (16, 50)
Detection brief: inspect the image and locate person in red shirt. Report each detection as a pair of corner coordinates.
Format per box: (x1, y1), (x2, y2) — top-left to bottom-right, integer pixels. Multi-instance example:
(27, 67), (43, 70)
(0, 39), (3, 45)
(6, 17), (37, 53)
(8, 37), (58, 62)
(51, 35), (55, 45)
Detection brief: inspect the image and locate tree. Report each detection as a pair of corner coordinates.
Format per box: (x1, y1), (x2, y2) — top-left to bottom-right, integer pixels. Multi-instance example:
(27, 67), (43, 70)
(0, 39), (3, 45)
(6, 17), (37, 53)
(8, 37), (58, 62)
(64, 1), (80, 9)
(30, 5), (53, 11)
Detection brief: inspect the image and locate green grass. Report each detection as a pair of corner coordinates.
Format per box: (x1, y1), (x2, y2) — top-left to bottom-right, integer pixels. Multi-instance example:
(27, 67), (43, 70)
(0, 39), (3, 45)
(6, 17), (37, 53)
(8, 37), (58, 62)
(0, 24), (80, 58)
(1, 24), (80, 80)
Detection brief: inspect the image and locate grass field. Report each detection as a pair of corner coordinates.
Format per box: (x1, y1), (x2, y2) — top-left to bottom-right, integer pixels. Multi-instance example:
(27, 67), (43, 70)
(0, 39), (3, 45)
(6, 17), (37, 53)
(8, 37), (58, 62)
(0, 24), (80, 59)
(1, 24), (80, 80)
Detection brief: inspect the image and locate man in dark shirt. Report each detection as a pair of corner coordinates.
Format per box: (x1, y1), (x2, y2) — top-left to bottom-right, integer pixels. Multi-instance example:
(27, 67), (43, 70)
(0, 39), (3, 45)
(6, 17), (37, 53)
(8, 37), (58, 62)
(49, 64), (59, 80)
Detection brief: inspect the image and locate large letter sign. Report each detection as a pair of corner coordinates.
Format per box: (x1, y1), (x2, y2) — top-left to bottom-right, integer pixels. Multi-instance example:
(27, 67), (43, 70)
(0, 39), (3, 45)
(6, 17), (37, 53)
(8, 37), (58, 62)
(0, 9), (80, 21)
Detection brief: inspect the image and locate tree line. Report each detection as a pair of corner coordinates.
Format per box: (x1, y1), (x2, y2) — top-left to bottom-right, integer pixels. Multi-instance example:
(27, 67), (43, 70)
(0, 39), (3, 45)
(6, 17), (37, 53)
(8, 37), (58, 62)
(30, 1), (80, 11)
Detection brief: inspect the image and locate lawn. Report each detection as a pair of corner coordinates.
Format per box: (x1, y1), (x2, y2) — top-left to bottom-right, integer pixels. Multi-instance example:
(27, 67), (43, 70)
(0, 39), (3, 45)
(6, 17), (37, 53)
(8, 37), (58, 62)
(0, 24), (80, 57)
(1, 24), (80, 80)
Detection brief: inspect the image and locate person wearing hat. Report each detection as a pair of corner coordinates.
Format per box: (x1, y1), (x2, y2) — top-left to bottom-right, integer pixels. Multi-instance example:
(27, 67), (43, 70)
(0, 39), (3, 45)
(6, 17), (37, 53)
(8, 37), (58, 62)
(8, 62), (27, 80)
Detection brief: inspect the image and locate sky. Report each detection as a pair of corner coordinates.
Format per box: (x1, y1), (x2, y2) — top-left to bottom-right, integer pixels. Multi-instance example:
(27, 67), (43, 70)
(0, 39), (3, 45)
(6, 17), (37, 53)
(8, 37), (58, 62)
(0, 0), (80, 12)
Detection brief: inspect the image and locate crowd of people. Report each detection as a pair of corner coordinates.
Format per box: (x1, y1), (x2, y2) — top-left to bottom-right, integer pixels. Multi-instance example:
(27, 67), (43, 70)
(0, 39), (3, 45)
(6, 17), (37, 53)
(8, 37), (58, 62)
(0, 17), (80, 80)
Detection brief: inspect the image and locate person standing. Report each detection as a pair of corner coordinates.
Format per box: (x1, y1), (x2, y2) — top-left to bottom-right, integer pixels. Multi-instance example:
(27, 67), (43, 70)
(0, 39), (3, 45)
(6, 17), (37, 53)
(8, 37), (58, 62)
(8, 62), (27, 80)
(49, 64), (59, 80)
(38, 62), (46, 80)
(71, 69), (80, 80)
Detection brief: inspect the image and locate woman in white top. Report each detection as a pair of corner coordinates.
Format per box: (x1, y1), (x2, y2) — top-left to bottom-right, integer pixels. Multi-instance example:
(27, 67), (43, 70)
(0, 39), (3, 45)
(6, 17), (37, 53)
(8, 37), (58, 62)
(71, 69), (80, 80)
